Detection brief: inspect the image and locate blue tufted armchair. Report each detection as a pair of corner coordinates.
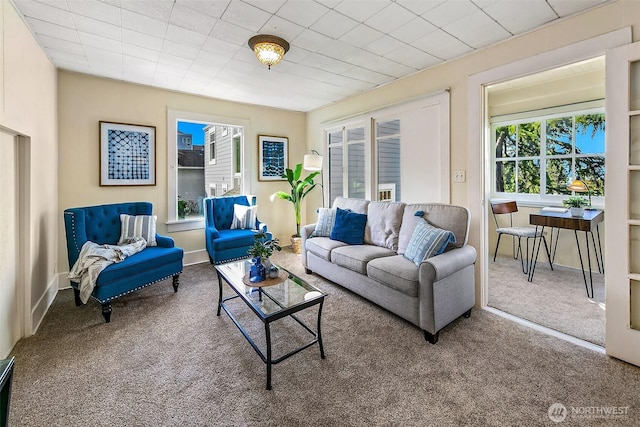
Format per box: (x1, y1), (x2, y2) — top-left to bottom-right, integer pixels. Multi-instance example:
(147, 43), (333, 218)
(204, 195), (271, 264)
(64, 202), (184, 322)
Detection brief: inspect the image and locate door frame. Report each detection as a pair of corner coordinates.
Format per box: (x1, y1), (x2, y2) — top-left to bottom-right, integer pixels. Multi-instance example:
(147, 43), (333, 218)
(467, 28), (631, 330)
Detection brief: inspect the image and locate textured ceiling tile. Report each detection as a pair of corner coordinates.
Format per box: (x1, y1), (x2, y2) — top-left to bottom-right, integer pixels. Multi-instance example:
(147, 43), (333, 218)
(364, 2), (417, 34)
(389, 17), (436, 44)
(176, 0), (230, 18)
(276, 0), (330, 28)
(209, 20), (254, 46)
(72, 14), (122, 41)
(384, 44), (440, 69)
(195, 49), (233, 67)
(121, 9), (168, 38)
(122, 55), (157, 72)
(38, 34), (84, 55)
(422, 0), (478, 27)
(339, 24), (384, 48)
(47, 49), (88, 66)
(78, 31), (122, 53)
(165, 24), (207, 46)
(26, 17), (80, 42)
(396, 0), (445, 15)
(158, 52), (193, 70)
(443, 10), (510, 48)
(201, 36), (242, 56)
(121, 0), (174, 21)
(155, 63), (188, 77)
(310, 10), (359, 39)
(122, 28), (164, 51)
(259, 15), (306, 41)
(244, 0), (287, 14)
(67, 0), (121, 25)
(333, 0), (389, 23)
(364, 35), (406, 56)
(316, 39), (359, 60)
(413, 29), (473, 60)
(293, 29), (333, 52)
(123, 43), (161, 62)
(13, 0), (75, 27)
(169, 4), (217, 35)
(162, 40), (201, 60)
(221, 1), (273, 32)
(547, 0), (603, 17)
(483, 0), (557, 34)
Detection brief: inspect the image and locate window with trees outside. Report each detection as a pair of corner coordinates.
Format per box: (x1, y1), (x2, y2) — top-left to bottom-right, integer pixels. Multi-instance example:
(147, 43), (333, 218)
(492, 103), (605, 205)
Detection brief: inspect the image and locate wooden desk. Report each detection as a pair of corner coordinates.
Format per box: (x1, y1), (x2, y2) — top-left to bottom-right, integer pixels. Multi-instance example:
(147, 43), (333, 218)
(528, 209), (604, 298)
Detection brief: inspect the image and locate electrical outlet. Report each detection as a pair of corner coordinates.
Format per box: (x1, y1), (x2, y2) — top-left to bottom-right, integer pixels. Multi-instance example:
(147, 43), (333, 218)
(454, 170), (466, 183)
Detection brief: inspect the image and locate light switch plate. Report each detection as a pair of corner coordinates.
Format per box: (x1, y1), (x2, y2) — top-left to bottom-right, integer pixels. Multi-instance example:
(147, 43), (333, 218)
(454, 170), (466, 183)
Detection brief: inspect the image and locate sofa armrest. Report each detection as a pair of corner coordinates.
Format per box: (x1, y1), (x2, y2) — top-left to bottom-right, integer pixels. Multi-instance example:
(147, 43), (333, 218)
(206, 225), (220, 239)
(419, 245), (477, 283)
(300, 224), (316, 268)
(155, 234), (175, 248)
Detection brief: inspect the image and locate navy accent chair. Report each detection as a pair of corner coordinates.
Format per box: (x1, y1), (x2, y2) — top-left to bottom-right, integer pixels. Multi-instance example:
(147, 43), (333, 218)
(64, 202), (184, 322)
(204, 195), (271, 264)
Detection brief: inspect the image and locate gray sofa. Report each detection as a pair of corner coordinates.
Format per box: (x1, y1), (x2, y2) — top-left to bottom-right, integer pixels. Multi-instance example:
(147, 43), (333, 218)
(301, 197), (476, 344)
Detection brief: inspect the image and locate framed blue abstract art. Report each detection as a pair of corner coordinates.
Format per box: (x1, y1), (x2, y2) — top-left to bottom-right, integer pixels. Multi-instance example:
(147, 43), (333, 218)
(258, 135), (288, 181)
(99, 121), (156, 186)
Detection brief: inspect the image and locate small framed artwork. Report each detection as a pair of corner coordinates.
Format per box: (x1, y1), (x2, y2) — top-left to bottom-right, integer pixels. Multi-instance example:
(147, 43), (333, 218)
(258, 135), (288, 181)
(99, 121), (156, 186)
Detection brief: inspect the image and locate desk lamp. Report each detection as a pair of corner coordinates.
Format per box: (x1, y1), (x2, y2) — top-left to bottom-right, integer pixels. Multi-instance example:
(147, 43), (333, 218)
(567, 178), (594, 210)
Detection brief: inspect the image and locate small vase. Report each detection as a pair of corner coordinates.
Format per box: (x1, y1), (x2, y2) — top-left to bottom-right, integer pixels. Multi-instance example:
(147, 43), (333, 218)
(268, 264), (280, 279)
(570, 207), (585, 217)
(250, 257), (266, 282)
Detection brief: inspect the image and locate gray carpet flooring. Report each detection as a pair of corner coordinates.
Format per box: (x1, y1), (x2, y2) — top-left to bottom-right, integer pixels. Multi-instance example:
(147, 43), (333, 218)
(488, 255), (605, 347)
(8, 248), (640, 426)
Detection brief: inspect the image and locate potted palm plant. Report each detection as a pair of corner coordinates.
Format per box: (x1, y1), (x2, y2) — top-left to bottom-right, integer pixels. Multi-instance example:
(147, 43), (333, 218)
(562, 195), (589, 217)
(270, 163), (320, 253)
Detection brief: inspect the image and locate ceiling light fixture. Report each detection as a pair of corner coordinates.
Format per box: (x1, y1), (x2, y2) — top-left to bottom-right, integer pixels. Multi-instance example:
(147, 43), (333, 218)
(248, 35), (289, 69)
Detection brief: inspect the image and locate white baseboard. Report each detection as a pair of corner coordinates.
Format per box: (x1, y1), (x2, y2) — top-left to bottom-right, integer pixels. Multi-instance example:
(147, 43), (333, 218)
(31, 274), (59, 335)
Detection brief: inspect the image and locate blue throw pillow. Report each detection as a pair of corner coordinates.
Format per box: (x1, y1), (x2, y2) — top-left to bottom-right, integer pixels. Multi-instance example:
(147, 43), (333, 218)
(330, 207), (367, 245)
(403, 218), (456, 266)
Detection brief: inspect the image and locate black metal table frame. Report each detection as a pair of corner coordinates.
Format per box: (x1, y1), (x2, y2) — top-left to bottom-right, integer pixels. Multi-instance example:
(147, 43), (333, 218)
(527, 211), (604, 298)
(215, 267), (326, 390)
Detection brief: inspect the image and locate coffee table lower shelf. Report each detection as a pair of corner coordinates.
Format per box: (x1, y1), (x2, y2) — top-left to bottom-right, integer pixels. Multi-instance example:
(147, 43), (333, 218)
(215, 264), (326, 390)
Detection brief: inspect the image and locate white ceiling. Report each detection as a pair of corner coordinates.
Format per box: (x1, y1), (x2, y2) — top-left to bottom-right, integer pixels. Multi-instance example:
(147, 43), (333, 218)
(11, 0), (607, 112)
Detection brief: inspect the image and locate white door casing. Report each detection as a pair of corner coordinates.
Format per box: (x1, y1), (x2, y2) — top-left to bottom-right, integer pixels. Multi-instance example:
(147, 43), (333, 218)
(604, 41), (640, 366)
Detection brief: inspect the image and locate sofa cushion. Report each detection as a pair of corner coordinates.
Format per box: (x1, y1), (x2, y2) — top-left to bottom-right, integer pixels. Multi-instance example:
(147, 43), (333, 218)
(333, 197), (369, 214)
(330, 207), (367, 245)
(364, 201), (405, 250)
(403, 218), (456, 266)
(230, 204), (257, 230)
(118, 214), (157, 246)
(367, 255), (419, 297)
(311, 208), (336, 237)
(331, 245), (397, 275)
(306, 236), (348, 261)
(398, 204), (469, 255)
(95, 246), (183, 287)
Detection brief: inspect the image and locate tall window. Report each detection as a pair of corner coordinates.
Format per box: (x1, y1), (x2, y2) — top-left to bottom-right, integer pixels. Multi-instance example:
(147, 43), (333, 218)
(168, 110), (247, 231)
(327, 123), (365, 205)
(376, 119), (401, 201)
(492, 103), (605, 204)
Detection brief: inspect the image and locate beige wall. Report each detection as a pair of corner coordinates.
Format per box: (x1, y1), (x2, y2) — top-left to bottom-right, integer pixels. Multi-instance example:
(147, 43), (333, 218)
(57, 71), (306, 271)
(306, 1), (638, 302)
(0, 1), (58, 340)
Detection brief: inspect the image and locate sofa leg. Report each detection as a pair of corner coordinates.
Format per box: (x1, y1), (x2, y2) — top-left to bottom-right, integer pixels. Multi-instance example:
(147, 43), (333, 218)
(101, 303), (112, 323)
(73, 288), (82, 306)
(463, 308), (472, 318)
(424, 330), (439, 344)
(172, 274), (180, 292)
(305, 268), (312, 274)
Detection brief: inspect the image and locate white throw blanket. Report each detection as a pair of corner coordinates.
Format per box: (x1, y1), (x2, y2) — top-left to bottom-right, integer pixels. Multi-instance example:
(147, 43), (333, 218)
(68, 237), (147, 304)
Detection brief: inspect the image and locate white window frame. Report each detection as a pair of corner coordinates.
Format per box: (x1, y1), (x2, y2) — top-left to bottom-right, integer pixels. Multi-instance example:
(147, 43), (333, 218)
(491, 100), (605, 207)
(167, 109), (250, 232)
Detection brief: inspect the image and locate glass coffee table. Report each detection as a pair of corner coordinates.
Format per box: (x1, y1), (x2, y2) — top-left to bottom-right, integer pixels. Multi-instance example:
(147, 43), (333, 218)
(215, 259), (326, 390)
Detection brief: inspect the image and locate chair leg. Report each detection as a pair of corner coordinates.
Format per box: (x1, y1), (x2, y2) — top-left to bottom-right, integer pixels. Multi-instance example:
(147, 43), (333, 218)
(172, 274), (180, 292)
(101, 303), (112, 323)
(73, 288), (82, 306)
(493, 234), (503, 262)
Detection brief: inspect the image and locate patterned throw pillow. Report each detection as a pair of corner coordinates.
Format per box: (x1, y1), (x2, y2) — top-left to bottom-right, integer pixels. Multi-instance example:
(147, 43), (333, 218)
(403, 218), (456, 266)
(311, 208), (337, 237)
(118, 214), (157, 246)
(231, 204), (257, 230)
(330, 207), (367, 245)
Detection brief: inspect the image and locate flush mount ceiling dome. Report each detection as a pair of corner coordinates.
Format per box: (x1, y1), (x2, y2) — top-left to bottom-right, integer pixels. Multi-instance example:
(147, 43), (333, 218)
(248, 35), (290, 70)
